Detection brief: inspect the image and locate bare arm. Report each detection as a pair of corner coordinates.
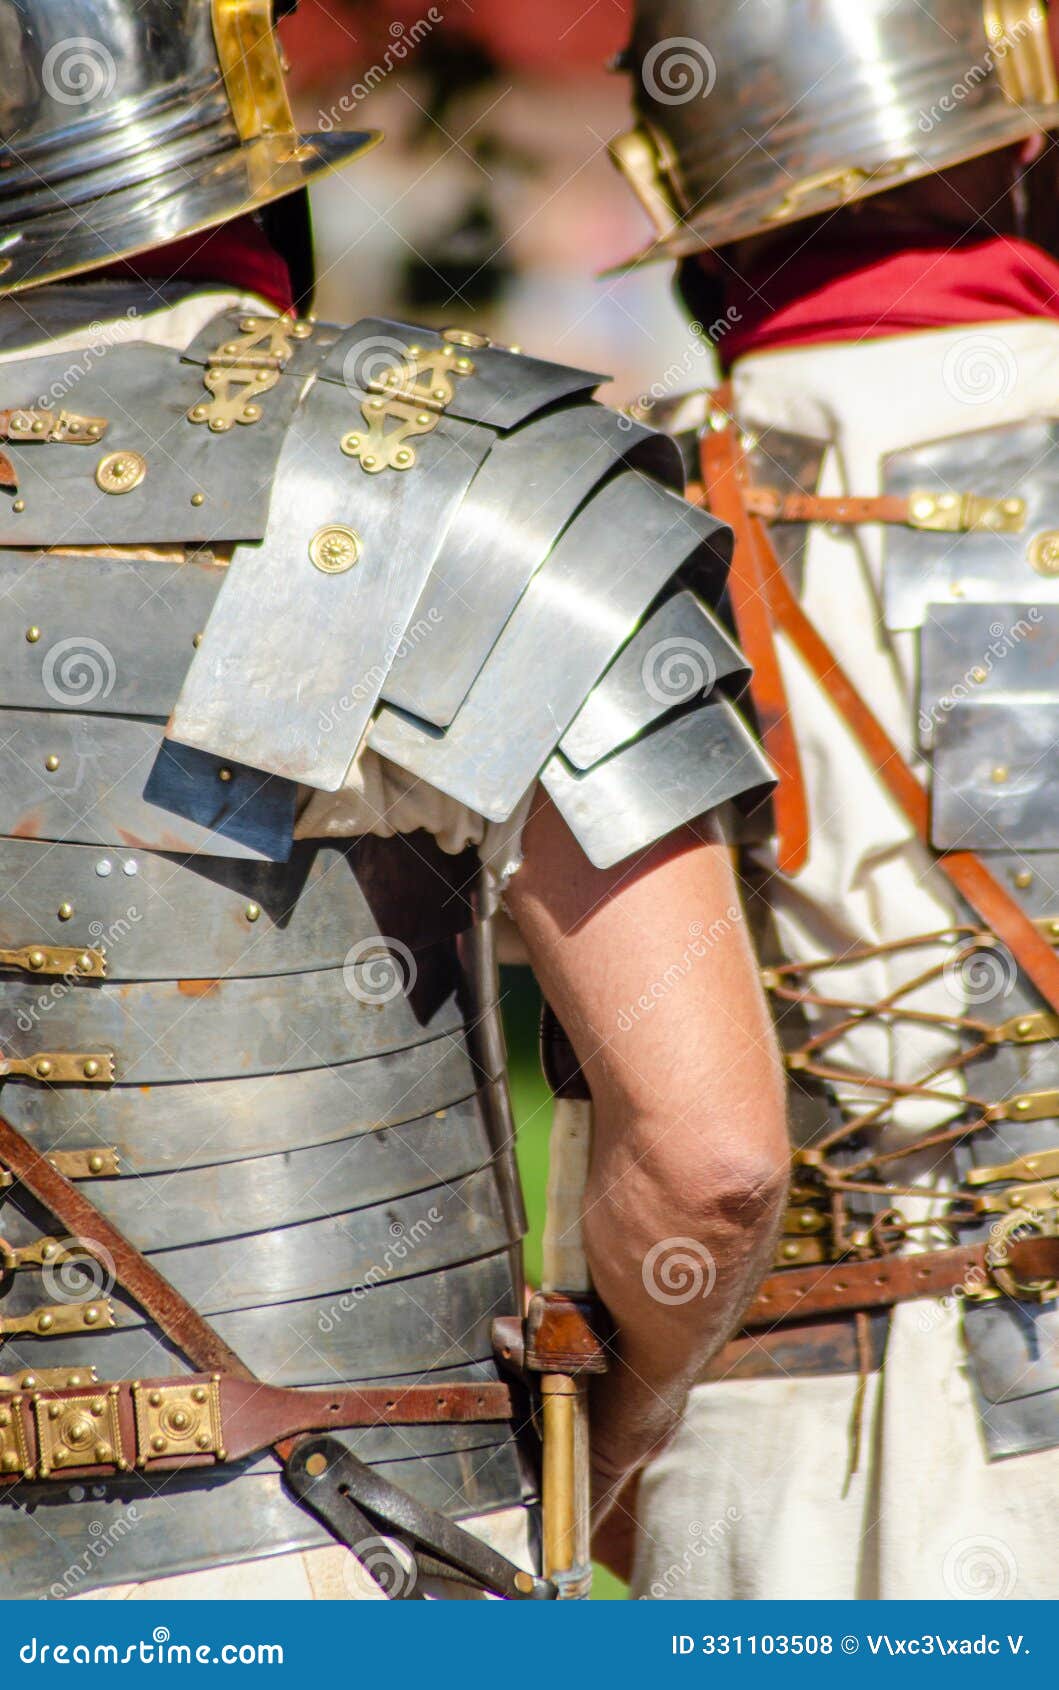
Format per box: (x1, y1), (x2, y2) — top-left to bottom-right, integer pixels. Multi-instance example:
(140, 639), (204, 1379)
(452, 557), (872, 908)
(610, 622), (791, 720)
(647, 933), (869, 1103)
(505, 791), (788, 1538)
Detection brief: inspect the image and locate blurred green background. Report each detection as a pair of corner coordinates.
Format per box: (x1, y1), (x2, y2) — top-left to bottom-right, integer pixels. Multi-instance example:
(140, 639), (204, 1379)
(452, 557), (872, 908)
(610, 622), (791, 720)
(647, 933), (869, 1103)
(500, 965), (628, 1602)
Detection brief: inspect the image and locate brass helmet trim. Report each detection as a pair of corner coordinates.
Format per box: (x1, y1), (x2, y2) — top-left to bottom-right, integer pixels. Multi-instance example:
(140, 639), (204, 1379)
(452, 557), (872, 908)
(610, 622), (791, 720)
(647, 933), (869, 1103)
(609, 0), (1059, 268)
(0, 0), (381, 296)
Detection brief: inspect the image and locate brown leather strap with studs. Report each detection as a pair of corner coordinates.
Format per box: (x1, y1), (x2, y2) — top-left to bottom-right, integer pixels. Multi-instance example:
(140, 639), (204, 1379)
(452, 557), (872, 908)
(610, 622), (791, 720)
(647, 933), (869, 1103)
(0, 1371), (512, 1485)
(0, 1116), (514, 1461)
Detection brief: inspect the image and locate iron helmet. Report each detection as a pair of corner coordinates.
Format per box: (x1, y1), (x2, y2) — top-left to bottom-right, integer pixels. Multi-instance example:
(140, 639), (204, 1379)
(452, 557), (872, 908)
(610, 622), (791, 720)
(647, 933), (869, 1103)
(610, 0), (1059, 264)
(0, 0), (379, 294)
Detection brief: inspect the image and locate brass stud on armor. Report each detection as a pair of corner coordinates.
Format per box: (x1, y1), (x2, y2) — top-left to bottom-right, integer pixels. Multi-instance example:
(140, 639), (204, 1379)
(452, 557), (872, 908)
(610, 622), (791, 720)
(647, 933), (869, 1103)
(218, 767), (233, 783)
(86, 1149), (103, 1168)
(25, 626), (40, 643)
(191, 492), (205, 507)
(245, 903), (261, 923)
(27, 949), (46, 970)
(309, 525), (361, 576)
(193, 633), (203, 648)
(57, 903), (73, 921)
(37, 1312), (53, 1331)
(34, 1059), (52, 1079)
(95, 450), (147, 495)
(1015, 870), (1034, 889)
(84, 1306), (101, 1325)
(12, 500), (25, 514)
(991, 765), (1010, 785)
(44, 754), (59, 772)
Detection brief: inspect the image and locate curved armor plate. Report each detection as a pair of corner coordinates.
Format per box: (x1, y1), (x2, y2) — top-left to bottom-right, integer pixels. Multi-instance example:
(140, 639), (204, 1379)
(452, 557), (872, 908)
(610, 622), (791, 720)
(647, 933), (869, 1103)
(0, 288), (762, 1596)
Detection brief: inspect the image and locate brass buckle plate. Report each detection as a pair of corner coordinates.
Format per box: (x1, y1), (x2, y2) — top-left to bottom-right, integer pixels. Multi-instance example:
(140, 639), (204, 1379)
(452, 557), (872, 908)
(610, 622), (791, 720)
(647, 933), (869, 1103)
(133, 1377), (225, 1467)
(340, 343), (476, 474)
(34, 1385), (127, 1476)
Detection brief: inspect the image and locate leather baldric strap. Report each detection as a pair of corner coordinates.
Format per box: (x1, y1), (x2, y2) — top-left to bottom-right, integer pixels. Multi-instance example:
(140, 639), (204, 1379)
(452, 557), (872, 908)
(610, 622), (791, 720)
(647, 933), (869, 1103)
(0, 1115), (250, 1380)
(700, 396), (809, 873)
(0, 1111), (545, 1599)
(0, 1371), (512, 1486)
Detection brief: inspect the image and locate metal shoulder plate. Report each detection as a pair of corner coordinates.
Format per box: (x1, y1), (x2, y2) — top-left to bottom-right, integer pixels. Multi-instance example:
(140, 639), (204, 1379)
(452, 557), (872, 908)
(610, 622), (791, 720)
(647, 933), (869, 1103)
(168, 316), (770, 862)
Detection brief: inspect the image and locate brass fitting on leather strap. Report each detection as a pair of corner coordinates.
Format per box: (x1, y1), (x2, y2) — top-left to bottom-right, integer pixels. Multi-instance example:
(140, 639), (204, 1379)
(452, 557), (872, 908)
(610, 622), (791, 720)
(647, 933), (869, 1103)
(0, 1301), (115, 1339)
(0, 1052), (115, 1085)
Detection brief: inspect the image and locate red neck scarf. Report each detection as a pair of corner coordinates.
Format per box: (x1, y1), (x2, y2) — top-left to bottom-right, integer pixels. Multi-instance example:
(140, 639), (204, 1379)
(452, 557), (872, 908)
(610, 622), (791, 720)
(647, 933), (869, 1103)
(718, 233), (1059, 366)
(102, 215), (294, 315)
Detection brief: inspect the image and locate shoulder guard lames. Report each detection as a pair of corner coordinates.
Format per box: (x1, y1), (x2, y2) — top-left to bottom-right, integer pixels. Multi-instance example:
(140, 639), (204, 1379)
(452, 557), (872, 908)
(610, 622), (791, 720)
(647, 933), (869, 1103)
(168, 316), (772, 868)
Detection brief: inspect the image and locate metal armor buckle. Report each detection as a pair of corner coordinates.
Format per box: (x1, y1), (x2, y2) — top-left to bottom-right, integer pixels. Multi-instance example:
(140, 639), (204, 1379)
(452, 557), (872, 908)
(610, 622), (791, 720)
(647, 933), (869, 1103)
(188, 316), (314, 433)
(906, 490), (1026, 534)
(340, 342), (477, 474)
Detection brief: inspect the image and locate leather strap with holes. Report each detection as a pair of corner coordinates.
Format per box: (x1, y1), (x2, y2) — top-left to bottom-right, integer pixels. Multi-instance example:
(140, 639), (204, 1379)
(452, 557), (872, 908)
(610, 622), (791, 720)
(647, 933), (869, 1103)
(744, 1236), (1059, 1327)
(700, 394), (809, 873)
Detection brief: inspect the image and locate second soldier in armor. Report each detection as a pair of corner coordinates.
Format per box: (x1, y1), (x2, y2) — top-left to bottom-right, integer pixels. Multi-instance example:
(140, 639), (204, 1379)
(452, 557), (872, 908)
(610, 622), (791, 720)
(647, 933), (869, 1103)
(610, 0), (1059, 1601)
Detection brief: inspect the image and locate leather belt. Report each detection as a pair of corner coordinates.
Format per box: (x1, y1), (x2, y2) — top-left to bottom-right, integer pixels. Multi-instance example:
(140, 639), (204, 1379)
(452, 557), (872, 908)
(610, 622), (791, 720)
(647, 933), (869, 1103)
(0, 1110), (548, 1599)
(744, 1235), (1059, 1328)
(0, 1372), (512, 1486)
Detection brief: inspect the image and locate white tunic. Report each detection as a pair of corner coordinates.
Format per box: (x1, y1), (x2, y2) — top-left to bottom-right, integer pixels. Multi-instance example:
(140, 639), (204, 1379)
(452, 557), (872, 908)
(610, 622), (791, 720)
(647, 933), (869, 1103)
(631, 318), (1059, 1602)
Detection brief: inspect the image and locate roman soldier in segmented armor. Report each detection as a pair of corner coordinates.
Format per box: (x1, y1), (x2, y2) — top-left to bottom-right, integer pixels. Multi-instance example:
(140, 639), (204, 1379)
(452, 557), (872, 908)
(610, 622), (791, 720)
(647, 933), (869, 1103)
(0, 0), (781, 1601)
(611, 0), (1059, 1600)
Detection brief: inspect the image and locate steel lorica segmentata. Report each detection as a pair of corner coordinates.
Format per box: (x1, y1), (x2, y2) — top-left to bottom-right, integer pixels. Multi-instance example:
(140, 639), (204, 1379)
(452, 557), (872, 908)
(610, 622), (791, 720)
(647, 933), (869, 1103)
(609, 0), (1059, 264)
(0, 0), (377, 294)
(693, 399), (1059, 1460)
(0, 283), (769, 1595)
